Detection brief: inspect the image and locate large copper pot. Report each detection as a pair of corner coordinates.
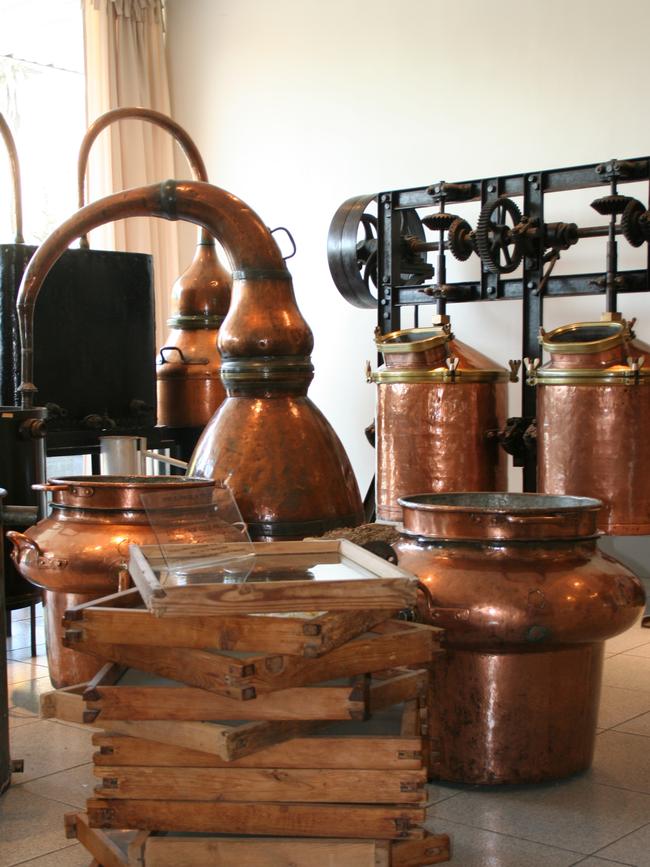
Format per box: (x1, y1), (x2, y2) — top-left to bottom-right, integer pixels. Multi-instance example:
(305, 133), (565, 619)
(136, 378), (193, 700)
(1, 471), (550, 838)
(77, 107), (231, 431)
(370, 315), (509, 521)
(7, 475), (214, 687)
(394, 492), (645, 784)
(16, 180), (363, 541)
(533, 315), (650, 534)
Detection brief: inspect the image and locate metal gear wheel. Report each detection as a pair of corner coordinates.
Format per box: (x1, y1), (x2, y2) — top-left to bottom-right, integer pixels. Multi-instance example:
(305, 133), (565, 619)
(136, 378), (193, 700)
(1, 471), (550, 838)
(422, 212), (458, 232)
(476, 197), (523, 274)
(447, 217), (474, 261)
(621, 198), (650, 247)
(590, 194), (634, 216)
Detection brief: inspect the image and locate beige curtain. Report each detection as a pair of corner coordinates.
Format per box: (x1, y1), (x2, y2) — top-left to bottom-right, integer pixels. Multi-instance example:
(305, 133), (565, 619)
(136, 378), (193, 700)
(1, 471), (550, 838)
(82, 0), (180, 345)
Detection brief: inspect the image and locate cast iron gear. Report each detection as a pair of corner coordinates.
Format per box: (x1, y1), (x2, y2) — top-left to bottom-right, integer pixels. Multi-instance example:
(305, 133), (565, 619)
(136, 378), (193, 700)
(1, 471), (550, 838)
(422, 212), (458, 232)
(621, 198), (650, 248)
(476, 197), (523, 274)
(447, 217), (474, 261)
(590, 194), (634, 216)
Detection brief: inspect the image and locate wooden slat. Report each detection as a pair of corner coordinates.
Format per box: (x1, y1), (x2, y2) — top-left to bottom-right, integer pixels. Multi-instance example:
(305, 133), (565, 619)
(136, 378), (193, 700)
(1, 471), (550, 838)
(142, 836), (391, 867)
(92, 732), (424, 770)
(86, 681), (367, 721)
(93, 765), (427, 803)
(370, 670), (428, 712)
(87, 799), (426, 839)
(65, 813), (128, 867)
(391, 833), (451, 866)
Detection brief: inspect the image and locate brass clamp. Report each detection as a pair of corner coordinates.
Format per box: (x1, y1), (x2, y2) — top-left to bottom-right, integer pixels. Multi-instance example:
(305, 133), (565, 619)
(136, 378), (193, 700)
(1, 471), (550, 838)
(445, 356), (460, 381)
(625, 355), (645, 383)
(364, 360), (373, 383)
(508, 359), (521, 383)
(524, 357), (540, 385)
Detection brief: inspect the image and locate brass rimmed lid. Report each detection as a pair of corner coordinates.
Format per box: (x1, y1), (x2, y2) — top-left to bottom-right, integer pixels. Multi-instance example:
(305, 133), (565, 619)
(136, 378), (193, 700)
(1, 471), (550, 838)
(371, 367), (510, 384)
(44, 475), (214, 511)
(399, 492), (602, 542)
(375, 327), (448, 354)
(540, 321), (624, 355)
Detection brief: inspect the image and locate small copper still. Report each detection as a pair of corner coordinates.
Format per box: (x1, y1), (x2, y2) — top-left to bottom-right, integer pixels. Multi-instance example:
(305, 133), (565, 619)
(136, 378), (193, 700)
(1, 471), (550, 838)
(77, 107), (231, 430)
(394, 492), (645, 784)
(369, 314), (509, 522)
(7, 475), (214, 687)
(532, 314), (650, 533)
(16, 180), (363, 540)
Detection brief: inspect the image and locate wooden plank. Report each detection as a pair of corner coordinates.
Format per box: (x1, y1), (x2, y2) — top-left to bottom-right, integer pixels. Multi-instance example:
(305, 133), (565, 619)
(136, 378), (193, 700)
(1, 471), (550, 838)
(87, 799), (426, 839)
(86, 680), (368, 721)
(64, 607), (396, 658)
(370, 670), (428, 712)
(65, 813), (128, 867)
(391, 833), (451, 866)
(142, 836), (391, 867)
(92, 732), (424, 770)
(93, 765), (427, 803)
(41, 685), (86, 723)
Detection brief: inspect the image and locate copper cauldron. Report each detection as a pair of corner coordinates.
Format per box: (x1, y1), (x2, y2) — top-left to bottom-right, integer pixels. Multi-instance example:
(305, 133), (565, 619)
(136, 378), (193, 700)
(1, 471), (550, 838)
(532, 314), (650, 534)
(77, 107), (231, 432)
(394, 492), (645, 784)
(7, 475), (214, 687)
(370, 315), (509, 522)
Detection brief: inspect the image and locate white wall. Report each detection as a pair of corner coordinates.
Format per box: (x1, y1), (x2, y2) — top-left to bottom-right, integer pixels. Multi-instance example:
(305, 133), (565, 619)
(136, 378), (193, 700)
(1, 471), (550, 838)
(165, 0), (650, 498)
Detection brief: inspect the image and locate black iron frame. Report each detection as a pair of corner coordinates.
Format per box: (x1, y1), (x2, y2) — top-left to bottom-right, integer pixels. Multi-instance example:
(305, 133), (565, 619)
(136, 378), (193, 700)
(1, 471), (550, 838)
(375, 157), (650, 491)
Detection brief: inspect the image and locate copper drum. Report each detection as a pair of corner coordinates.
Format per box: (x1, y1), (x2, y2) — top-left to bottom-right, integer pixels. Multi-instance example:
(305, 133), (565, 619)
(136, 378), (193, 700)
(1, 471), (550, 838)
(7, 475), (214, 687)
(372, 323), (508, 522)
(534, 317), (650, 534)
(156, 240), (231, 428)
(394, 492), (645, 784)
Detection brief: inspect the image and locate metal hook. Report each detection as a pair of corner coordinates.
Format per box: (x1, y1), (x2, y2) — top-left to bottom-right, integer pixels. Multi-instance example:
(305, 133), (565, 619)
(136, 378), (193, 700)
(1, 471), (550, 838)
(270, 226), (297, 260)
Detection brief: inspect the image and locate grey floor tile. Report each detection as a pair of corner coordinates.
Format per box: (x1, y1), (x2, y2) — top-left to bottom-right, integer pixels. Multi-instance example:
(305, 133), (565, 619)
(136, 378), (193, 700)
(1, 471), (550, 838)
(7, 644), (48, 665)
(616, 711), (650, 738)
(572, 859), (638, 866)
(626, 644), (650, 659)
(589, 731), (650, 794)
(8, 712), (40, 730)
(8, 843), (90, 866)
(21, 762), (95, 809)
(605, 618), (650, 657)
(0, 786), (78, 867)
(427, 781), (464, 804)
(598, 685), (650, 730)
(592, 821), (650, 865)
(6, 659), (48, 686)
(8, 675), (53, 716)
(603, 655), (650, 693)
(428, 778), (650, 855)
(9, 718), (94, 784)
(424, 817), (582, 866)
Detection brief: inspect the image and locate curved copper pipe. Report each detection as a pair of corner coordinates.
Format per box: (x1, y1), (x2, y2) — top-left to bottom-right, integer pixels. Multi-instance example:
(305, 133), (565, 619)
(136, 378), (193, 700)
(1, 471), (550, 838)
(77, 107), (210, 247)
(17, 179), (312, 407)
(0, 112), (24, 244)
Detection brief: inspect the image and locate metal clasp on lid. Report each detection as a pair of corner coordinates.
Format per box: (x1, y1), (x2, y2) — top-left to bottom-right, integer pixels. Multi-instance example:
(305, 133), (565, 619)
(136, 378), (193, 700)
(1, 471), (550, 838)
(625, 355), (645, 383)
(524, 357), (540, 385)
(445, 356), (460, 381)
(508, 360), (521, 383)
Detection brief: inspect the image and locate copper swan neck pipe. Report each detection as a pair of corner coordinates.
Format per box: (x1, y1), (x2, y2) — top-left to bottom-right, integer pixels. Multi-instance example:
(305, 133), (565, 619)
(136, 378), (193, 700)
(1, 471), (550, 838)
(77, 107), (211, 248)
(0, 112), (24, 244)
(17, 179), (312, 407)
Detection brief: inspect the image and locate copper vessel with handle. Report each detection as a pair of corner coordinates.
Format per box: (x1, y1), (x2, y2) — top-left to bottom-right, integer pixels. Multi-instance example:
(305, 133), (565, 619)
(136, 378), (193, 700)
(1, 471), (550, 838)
(7, 475), (214, 687)
(78, 107), (231, 429)
(370, 315), (509, 522)
(394, 492), (645, 784)
(16, 179), (363, 540)
(532, 314), (650, 534)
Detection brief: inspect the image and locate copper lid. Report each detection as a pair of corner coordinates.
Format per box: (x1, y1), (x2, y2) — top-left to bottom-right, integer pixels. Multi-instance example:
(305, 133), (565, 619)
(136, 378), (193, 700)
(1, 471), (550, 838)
(41, 475), (214, 511)
(375, 327), (448, 370)
(398, 492), (602, 541)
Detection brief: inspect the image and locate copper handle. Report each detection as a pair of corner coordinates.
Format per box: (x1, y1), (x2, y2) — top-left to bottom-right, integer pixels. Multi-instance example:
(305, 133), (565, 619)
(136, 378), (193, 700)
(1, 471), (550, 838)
(6, 530), (42, 558)
(77, 106), (210, 248)
(158, 346), (209, 366)
(0, 113), (23, 243)
(32, 483), (70, 493)
(505, 514), (564, 524)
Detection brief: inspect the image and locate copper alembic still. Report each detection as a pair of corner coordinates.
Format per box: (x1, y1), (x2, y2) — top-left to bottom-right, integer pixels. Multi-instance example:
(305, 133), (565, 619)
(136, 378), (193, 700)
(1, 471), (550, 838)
(368, 313), (510, 521)
(394, 492), (645, 785)
(15, 179), (363, 547)
(77, 107), (231, 447)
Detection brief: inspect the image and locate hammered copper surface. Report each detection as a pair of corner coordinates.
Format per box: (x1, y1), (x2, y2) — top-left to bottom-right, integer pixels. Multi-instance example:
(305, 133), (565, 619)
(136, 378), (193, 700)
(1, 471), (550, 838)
(15, 180), (363, 538)
(537, 319), (650, 534)
(7, 476), (214, 686)
(394, 493), (645, 784)
(375, 335), (507, 522)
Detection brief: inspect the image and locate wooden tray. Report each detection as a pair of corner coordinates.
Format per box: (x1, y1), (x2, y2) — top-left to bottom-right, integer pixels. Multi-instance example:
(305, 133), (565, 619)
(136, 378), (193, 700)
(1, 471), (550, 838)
(64, 588), (400, 658)
(128, 539), (418, 615)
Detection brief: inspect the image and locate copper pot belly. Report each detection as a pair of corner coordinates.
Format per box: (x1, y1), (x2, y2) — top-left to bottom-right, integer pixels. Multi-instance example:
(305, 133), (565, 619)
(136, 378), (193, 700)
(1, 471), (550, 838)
(534, 316), (650, 534)
(7, 475), (214, 687)
(371, 320), (509, 522)
(394, 492), (645, 785)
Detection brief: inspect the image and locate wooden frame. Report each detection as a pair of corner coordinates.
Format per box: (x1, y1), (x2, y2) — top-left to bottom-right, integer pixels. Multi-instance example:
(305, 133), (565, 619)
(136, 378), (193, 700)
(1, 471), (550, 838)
(128, 539), (418, 615)
(64, 588), (399, 658)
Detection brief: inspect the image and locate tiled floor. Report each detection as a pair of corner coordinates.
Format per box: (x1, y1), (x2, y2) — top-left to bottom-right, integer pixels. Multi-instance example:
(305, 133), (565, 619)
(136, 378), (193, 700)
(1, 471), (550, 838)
(2, 603), (650, 866)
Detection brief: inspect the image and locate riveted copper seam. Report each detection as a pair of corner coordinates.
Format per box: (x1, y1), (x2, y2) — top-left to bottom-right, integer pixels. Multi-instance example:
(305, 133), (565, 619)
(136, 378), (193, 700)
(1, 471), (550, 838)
(395, 493), (645, 784)
(0, 112), (23, 243)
